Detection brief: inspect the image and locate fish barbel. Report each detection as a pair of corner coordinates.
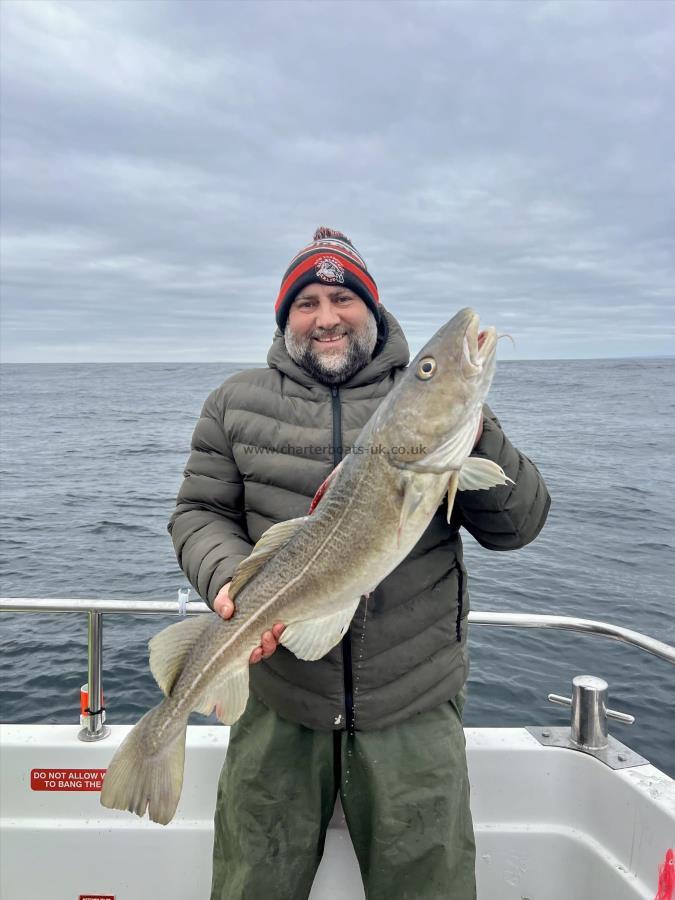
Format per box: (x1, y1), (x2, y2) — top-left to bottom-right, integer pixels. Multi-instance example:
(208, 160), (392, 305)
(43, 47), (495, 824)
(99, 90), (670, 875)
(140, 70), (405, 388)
(100, 307), (512, 824)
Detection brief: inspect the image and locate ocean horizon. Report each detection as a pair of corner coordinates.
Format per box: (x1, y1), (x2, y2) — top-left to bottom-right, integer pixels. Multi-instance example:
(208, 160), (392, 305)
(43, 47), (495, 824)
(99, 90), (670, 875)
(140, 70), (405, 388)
(3, 354), (674, 366)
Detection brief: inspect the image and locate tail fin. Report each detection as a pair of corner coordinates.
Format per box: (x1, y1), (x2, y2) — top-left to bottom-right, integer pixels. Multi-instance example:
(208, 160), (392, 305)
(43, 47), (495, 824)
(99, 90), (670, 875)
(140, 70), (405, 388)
(100, 705), (186, 826)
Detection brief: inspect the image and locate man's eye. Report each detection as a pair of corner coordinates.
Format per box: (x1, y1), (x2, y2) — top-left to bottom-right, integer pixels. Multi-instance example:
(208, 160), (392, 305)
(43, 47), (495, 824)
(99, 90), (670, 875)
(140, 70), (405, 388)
(336, 295), (352, 303)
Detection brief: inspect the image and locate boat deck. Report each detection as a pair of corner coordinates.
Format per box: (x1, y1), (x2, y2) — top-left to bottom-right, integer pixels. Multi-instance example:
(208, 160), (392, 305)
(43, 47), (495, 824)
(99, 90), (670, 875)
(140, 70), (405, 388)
(1, 723), (673, 899)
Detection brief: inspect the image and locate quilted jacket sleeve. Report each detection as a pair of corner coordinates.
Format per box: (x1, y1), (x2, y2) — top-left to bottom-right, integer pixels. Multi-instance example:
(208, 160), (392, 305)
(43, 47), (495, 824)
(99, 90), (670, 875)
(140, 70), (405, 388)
(455, 404), (550, 550)
(167, 387), (252, 609)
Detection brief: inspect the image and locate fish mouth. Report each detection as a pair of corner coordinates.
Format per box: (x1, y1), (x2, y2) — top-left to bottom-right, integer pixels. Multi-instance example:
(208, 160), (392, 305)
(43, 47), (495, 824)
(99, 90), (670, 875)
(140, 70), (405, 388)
(461, 314), (497, 379)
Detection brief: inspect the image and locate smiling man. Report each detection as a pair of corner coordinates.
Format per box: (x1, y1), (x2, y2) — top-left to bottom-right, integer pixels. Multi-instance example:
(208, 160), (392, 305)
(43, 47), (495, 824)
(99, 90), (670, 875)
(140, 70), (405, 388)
(283, 283), (379, 383)
(169, 227), (550, 900)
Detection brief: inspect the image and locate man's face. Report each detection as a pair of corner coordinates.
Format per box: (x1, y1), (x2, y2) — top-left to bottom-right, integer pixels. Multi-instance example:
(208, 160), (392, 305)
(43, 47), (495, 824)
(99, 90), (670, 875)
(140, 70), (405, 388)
(284, 284), (378, 384)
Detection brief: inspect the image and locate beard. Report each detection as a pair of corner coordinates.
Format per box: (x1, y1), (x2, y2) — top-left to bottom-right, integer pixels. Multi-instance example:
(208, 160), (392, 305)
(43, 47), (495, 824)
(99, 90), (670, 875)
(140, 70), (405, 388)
(284, 311), (378, 385)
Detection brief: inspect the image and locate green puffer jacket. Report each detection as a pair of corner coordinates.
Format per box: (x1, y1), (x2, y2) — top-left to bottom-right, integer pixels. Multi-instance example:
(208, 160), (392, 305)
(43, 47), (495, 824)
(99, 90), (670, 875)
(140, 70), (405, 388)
(168, 309), (550, 731)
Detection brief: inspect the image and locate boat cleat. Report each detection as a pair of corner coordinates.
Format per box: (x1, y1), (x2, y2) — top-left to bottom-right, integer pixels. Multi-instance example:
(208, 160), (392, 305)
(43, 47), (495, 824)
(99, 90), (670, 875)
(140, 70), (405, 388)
(526, 674), (649, 770)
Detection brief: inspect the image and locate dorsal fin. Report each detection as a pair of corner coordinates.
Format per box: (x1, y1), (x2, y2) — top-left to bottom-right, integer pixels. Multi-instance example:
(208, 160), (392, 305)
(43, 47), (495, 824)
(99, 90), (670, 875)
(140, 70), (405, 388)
(149, 616), (212, 696)
(230, 516), (307, 600)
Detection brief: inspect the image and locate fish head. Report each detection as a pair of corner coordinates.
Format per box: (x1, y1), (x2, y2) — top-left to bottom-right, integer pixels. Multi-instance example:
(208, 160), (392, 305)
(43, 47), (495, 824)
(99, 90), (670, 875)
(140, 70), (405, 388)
(376, 308), (498, 473)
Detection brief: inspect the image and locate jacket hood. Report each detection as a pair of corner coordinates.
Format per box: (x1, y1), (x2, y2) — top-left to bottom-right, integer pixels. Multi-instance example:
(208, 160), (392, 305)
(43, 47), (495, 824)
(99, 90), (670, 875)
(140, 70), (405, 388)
(266, 307), (410, 389)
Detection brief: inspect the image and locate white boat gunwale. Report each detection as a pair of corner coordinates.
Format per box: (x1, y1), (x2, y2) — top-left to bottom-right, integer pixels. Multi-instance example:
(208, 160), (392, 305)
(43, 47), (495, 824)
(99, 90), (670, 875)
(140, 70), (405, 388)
(1, 596), (674, 899)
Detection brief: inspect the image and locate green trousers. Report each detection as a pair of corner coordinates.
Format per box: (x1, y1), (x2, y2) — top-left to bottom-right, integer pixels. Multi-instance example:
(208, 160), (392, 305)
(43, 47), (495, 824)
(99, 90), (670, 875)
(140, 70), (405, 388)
(211, 694), (476, 900)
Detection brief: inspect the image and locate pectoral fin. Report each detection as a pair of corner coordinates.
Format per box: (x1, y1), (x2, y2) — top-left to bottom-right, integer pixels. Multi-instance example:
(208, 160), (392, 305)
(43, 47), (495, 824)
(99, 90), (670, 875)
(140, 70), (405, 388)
(458, 457), (514, 491)
(446, 471), (460, 524)
(280, 597), (362, 661)
(398, 473), (425, 546)
(230, 516), (307, 600)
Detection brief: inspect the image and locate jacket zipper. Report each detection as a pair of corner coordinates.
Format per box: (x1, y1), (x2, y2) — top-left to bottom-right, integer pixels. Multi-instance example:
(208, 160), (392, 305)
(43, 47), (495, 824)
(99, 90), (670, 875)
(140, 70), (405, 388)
(331, 385), (355, 734)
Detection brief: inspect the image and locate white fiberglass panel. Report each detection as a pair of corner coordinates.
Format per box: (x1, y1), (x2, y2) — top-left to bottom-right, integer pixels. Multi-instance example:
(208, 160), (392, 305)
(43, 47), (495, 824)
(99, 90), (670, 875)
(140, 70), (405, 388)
(1, 724), (673, 900)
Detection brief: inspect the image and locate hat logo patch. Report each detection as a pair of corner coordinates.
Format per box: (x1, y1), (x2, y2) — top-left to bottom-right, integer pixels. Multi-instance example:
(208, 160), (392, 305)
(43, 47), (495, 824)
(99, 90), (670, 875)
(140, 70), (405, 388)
(315, 255), (345, 284)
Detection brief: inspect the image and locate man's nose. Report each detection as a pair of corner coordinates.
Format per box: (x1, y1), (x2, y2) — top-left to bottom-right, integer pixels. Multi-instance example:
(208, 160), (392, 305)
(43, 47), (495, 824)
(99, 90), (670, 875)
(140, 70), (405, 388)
(315, 300), (341, 330)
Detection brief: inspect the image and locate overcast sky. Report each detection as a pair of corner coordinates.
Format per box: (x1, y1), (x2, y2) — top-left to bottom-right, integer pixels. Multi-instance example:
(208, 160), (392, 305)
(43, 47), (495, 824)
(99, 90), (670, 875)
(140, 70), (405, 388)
(1, 0), (673, 363)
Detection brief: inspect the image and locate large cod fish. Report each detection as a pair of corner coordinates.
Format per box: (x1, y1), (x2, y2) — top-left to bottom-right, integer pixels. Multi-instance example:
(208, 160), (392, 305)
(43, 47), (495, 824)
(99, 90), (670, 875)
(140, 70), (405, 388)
(101, 307), (511, 825)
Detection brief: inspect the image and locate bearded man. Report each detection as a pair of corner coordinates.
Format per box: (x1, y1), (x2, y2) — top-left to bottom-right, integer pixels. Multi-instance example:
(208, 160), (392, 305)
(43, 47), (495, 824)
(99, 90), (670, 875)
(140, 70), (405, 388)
(168, 227), (550, 900)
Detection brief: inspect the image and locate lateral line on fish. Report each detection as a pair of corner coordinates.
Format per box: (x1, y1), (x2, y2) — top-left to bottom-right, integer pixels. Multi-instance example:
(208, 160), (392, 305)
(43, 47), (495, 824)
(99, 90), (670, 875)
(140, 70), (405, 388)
(163, 462), (370, 728)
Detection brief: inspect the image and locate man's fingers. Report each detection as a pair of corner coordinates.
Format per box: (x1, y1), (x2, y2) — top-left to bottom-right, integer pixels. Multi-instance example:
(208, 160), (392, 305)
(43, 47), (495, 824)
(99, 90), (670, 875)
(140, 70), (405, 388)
(214, 597), (235, 619)
(213, 584), (235, 620)
(249, 625), (286, 664)
(260, 630), (277, 659)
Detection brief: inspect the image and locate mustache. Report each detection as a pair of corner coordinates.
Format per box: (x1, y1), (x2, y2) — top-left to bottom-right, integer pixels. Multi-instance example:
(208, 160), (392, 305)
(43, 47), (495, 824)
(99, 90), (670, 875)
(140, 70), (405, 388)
(311, 327), (351, 339)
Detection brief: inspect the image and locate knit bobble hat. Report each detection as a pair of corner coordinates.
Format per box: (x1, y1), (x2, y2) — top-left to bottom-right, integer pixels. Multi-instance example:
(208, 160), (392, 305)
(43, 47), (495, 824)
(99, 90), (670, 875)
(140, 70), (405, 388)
(275, 226), (380, 331)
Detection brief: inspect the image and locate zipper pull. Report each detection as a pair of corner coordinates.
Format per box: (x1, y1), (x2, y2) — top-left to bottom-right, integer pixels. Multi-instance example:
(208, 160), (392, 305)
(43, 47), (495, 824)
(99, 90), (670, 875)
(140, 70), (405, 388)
(331, 385), (338, 397)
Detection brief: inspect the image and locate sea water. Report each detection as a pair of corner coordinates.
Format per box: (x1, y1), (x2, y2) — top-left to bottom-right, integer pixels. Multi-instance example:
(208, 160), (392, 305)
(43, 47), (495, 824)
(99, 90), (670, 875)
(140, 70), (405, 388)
(1, 358), (673, 776)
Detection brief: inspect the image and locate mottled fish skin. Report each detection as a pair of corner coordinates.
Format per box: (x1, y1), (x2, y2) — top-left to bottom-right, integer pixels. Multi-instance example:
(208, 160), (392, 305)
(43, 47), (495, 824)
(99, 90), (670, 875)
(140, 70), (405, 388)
(135, 453), (450, 758)
(101, 308), (507, 825)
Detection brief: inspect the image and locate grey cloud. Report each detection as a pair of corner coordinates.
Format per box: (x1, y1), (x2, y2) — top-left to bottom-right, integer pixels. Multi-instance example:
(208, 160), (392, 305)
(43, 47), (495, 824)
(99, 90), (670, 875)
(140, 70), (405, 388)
(1, 0), (674, 362)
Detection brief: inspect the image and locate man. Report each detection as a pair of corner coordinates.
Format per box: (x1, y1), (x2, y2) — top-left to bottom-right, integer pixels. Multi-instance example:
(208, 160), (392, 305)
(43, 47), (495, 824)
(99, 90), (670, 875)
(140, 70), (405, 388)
(168, 227), (550, 900)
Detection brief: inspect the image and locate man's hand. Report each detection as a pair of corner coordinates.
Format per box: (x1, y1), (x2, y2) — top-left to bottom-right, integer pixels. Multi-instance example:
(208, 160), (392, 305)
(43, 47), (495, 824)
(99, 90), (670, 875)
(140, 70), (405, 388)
(213, 583), (285, 664)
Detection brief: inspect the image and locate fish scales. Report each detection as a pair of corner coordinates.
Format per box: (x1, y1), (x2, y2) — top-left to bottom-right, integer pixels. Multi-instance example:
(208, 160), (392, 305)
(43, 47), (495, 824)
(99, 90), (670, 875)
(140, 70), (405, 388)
(100, 308), (511, 824)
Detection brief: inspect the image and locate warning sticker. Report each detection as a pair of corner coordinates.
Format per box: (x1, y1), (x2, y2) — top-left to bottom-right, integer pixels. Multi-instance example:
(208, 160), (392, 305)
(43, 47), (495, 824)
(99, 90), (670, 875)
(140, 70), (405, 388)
(79, 895), (115, 900)
(31, 769), (106, 791)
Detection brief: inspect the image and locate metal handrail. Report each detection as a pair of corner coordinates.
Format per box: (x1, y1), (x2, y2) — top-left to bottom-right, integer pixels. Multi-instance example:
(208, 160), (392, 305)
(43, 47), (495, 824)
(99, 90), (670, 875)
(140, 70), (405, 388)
(1, 596), (674, 741)
(1, 597), (673, 663)
(468, 612), (675, 665)
(0, 597), (212, 615)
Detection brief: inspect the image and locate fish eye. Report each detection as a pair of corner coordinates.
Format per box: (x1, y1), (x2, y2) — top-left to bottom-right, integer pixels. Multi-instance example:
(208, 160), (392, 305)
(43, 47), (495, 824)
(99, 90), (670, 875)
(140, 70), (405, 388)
(416, 357), (437, 380)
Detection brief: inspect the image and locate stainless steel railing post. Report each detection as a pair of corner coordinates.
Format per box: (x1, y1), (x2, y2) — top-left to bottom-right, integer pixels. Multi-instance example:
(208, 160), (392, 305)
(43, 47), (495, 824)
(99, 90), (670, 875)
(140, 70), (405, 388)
(78, 610), (110, 742)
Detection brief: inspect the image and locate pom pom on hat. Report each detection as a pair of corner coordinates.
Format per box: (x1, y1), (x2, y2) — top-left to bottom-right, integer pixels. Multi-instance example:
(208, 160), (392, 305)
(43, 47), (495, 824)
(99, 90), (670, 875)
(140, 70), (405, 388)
(275, 226), (380, 331)
(312, 226), (351, 242)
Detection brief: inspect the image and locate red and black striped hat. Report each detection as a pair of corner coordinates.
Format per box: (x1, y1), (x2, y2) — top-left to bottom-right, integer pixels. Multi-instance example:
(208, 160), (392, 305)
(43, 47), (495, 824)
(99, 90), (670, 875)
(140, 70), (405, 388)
(275, 226), (380, 331)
